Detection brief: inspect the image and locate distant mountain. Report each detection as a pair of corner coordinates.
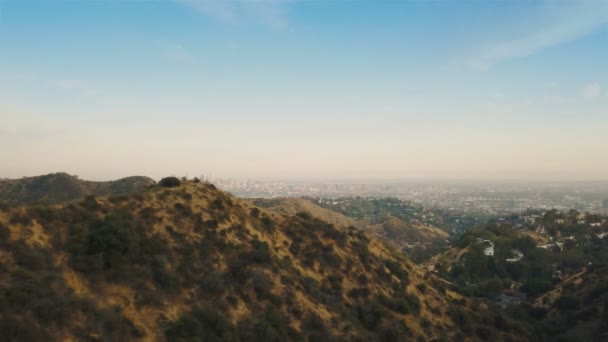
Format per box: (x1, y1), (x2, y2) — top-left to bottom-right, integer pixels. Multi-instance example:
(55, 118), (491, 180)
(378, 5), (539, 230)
(0, 180), (523, 341)
(0, 172), (156, 206)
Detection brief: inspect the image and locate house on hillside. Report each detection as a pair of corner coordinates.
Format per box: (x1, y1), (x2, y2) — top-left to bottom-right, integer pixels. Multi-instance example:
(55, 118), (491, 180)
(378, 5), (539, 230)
(523, 215), (540, 225)
(538, 242), (564, 251)
(506, 250), (524, 263)
(483, 240), (495, 256)
(495, 290), (527, 309)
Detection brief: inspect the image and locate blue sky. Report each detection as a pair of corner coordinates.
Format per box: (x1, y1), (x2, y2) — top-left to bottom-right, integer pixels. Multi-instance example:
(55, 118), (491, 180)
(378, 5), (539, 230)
(0, 0), (607, 180)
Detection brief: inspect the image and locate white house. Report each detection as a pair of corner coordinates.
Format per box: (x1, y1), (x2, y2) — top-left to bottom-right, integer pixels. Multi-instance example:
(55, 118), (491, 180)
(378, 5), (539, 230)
(506, 250), (524, 263)
(483, 240), (495, 256)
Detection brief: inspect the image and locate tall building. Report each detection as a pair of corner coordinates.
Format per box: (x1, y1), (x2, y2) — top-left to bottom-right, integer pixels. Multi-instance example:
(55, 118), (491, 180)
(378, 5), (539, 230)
(603, 199), (608, 209)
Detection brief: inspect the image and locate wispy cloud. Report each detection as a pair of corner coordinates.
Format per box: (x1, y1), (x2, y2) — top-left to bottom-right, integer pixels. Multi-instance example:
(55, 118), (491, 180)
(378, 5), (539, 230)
(583, 82), (601, 99)
(0, 105), (65, 137)
(47, 79), (83, 90)
(162, 42), (197, 63)
(467, 1), (608, 69)
(174, 0), (290, 28)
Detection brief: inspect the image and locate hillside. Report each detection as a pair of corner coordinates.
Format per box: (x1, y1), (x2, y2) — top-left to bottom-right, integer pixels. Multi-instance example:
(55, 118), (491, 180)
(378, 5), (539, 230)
(251, 198), (360, 229)
(423, 215), (608, 341)
(362, 216), (449, 263)
(0, 172), (156, 206)
(254, 197), (448, 262)
(0, 180), (523, 341)
(531, 265), (608, 341)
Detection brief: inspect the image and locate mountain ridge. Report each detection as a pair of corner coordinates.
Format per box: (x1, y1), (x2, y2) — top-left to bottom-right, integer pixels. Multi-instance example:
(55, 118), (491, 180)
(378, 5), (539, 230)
(0, 179), (523, 341)
(0, 172), (156, 206)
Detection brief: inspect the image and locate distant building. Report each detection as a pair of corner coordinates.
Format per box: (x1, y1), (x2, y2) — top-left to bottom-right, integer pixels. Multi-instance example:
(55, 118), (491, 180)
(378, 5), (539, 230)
(506, 250), (524, 263)
(604, 199), (608, 209)
(482, 240), (495, 256)
(539, 242), (564, 251)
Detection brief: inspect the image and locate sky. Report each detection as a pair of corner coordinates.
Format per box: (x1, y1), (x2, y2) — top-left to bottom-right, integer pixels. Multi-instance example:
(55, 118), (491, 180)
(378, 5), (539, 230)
(0, 0), (607, 181)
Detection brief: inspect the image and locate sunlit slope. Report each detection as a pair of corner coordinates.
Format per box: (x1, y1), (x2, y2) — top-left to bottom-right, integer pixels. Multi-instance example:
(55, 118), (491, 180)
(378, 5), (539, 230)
(0, 181), (523, 341)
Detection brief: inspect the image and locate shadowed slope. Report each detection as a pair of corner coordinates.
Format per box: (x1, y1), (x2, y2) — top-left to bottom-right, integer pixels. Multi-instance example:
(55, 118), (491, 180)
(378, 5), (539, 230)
(0, 173), (156, 206)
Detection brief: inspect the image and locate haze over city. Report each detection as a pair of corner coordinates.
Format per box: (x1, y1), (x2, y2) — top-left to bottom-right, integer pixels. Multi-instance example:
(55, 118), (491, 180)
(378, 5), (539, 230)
(1, 0), (607, 181)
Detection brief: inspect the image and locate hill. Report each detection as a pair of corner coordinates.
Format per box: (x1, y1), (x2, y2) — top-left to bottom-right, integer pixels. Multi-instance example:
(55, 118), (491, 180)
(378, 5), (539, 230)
(362, 216), (449, 263)
(0, 172), (156, 206)
(0, 180), (523, 341)
(254, 197), (448, 262)
(251, 198), (360, 229)
(530, 264), (608, 341)
(424, 215), (608, 341)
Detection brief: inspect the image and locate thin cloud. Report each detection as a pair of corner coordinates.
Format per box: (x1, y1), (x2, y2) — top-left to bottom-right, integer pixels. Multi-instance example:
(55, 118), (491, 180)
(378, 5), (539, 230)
(47, 79), (83, 90)
(174, 0), (290, 28)
(163, 42), (197, 63)
(583, 82), (601, 99)
(467, 2), (608, 69)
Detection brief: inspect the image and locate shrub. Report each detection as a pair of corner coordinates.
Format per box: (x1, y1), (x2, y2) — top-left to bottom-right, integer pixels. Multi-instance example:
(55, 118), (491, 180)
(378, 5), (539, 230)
(251, 239), (271, 263)
(0, 201), (10, 211)
(356, 302), (385, 330)
(251, 270), (272, 298)
(250, 207), (261, 218)
(9, 212), (31, 226)
(554, 295), (580, 311)
(165, 307), (237, 342)
(296, 211), (312, 220)
(260, 215), (274, 228)
(159, 177), (181, 188)
(352, 240), (371, 266)
(0, 224), (11, 241)
(421, 318), (432, 330)
(416, 283), (427, 293)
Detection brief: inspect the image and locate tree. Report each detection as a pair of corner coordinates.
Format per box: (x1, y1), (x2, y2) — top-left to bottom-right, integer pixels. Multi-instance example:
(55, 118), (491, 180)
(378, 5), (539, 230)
(159, 177), (181, 188)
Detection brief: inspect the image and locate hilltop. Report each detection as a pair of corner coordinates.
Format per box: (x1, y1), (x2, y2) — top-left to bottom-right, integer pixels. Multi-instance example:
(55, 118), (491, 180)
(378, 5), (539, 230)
(0, 173), (156, 206)
(0, 179), (523, 341)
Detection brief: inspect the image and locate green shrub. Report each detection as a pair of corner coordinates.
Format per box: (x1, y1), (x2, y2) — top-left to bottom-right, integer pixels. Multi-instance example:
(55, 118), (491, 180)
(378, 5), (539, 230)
(165, 307), (237, 342)
(554, 295), (580, 311)
(251, 239), (271, 263)
(356, 302), (385, 330)
(159, 177), (181, 188)
(0, 224), (11, 241)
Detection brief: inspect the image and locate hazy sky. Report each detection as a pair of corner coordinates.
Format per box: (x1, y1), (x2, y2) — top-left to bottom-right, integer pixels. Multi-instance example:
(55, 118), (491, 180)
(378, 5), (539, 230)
(1, 0), (607, 181)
